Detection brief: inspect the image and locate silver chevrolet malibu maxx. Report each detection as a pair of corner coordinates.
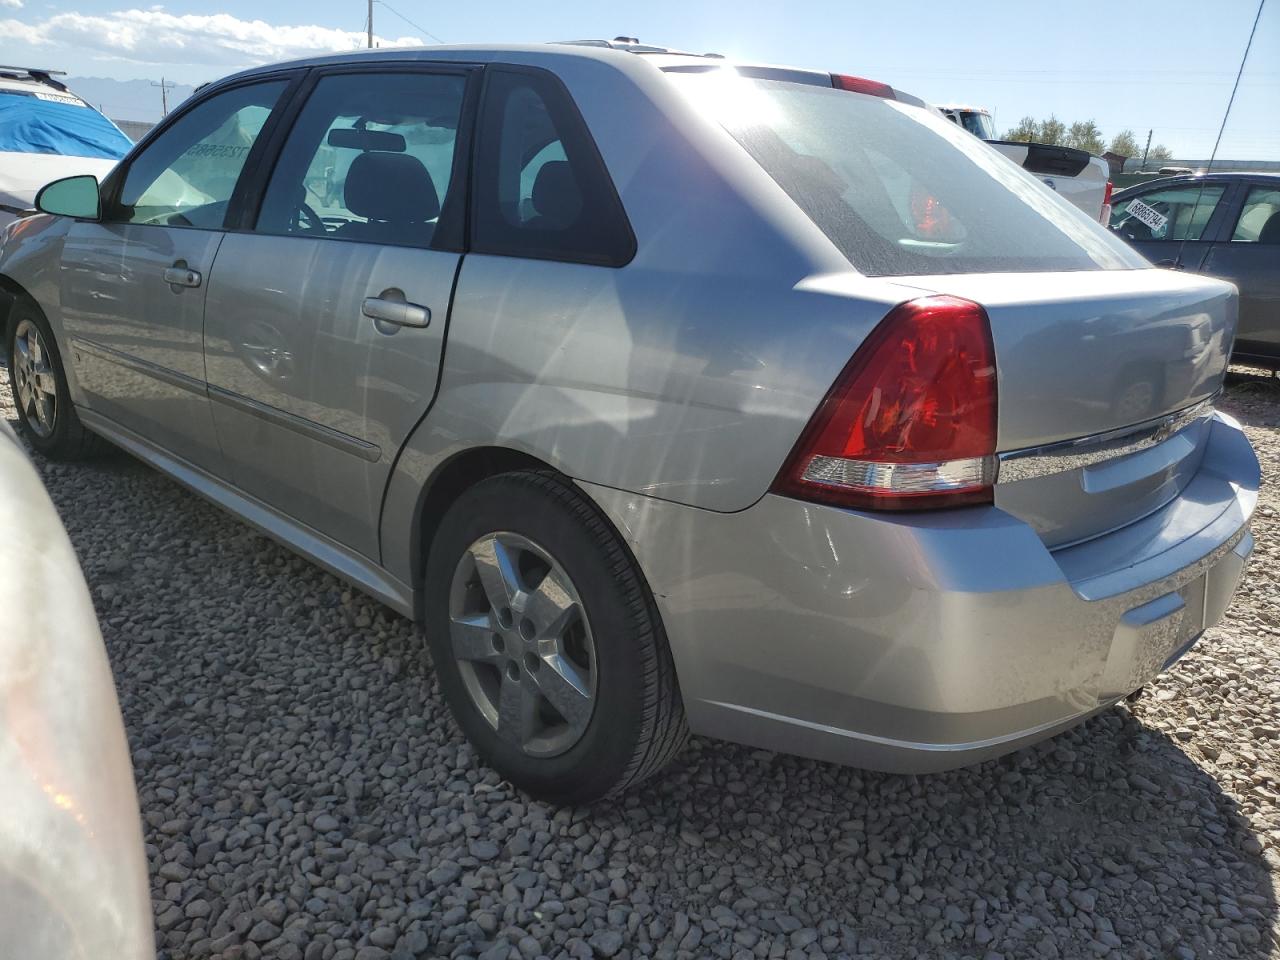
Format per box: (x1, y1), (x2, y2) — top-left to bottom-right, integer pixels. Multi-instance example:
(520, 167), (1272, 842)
(0, 40), (1259, 803)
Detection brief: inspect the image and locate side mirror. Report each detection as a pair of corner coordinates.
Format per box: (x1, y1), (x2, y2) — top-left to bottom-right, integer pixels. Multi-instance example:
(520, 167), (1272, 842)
(34, 175), (101, 221)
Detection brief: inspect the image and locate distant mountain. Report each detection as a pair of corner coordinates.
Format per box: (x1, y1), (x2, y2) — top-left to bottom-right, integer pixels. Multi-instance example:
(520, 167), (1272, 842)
(64, 76), (199, 124)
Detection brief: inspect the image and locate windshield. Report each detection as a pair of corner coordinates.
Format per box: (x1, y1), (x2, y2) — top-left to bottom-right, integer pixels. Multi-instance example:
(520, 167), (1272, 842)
(667, 70), (1146, 277)
(0, 91), (132, 161)
(956, 110), (996, 139)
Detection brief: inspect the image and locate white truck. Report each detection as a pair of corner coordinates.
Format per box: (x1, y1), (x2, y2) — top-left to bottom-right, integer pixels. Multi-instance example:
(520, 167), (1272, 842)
(937, 104), (1113, 224)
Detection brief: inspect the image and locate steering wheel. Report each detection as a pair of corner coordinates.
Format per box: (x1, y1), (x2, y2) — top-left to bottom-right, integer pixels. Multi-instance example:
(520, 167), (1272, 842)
(296, 201), (327, 235)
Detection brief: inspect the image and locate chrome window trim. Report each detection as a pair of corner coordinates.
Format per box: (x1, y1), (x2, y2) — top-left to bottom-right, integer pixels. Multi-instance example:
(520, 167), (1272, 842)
(997, 395), (1219, 484)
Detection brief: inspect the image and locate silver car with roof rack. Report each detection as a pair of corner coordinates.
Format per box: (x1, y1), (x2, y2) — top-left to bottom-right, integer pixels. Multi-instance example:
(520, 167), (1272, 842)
(0, 39), (1257, 802)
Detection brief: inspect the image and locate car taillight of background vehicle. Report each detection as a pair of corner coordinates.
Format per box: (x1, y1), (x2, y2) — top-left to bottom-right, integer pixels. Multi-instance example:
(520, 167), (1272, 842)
(772, 296), (998, 511)
(1100, 181), (1113, 225)
(830, 74), (896, 99)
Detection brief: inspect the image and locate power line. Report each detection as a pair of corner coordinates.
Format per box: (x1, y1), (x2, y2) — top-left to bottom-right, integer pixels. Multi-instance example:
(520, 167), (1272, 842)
(374, 1), (445, 44)
(1177, 0), (1267, 268)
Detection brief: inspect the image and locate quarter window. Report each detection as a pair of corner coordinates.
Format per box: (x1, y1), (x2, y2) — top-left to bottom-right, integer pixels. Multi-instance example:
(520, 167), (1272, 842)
(1230, 185), (1280, 243)
(1109, 184), (1226, 242)
(471, 68), (635, 267)
(256, 71), (467, 248)
(113, 81), (285, 229)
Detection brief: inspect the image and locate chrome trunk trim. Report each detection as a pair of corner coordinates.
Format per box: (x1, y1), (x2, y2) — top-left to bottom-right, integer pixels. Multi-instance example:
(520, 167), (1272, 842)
(997, 396), (1218, 484)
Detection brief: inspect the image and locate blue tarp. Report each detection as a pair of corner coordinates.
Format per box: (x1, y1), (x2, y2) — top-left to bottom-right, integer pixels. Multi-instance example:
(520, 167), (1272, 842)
(0, 95), (131, 160)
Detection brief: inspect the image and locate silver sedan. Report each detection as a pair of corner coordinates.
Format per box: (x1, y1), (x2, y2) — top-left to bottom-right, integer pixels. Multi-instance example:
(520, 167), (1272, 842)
(0, 40), (1258, 802)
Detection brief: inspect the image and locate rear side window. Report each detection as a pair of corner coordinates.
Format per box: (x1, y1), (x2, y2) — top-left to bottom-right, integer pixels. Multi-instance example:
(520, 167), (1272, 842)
(667, 70), (1145, 277)
(1110, 184), (1226, 242)
(471, 67), (635, 267)
(1231, 185), (1280, 243)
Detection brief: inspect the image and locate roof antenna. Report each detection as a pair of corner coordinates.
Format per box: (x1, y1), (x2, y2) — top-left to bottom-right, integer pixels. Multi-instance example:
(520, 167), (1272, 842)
(1175, 0), (1266, 269)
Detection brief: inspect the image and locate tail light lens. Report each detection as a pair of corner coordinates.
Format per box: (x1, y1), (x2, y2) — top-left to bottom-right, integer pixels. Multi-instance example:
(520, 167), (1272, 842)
(772, 295), (998, 511)
(1100, 180), (1114, 225)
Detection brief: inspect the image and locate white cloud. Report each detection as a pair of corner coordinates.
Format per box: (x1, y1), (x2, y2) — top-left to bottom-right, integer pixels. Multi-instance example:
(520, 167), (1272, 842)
(0, 17), (42, 42)
(1, 8), (422, 67)
(0, 0), (24, 10)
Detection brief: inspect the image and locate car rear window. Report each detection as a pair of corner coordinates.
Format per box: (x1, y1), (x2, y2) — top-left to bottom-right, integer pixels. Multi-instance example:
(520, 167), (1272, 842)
(666, 70), (1146, 277)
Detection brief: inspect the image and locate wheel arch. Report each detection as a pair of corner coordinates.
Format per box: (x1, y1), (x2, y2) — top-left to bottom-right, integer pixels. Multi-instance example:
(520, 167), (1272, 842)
(404, 445), (552, 620)
(0, 275), (36, 358)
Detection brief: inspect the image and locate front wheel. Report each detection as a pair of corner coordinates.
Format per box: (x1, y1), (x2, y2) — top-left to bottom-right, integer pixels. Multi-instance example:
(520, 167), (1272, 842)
(6, 301), (101, 459)
(424, 471), (688, 803)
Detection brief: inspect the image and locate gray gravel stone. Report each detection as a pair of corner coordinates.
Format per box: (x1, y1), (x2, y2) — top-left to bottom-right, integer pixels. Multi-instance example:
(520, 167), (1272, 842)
(7, 374), (1280, 960)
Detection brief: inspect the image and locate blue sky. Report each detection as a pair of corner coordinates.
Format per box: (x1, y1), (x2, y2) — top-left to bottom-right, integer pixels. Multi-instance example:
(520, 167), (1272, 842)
(2, 0), (1276, 159)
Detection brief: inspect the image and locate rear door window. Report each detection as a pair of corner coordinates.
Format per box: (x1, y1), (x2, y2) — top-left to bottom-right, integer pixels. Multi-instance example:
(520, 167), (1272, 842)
(1230, 185), (1280, 243)
(666, 69), (1145, 276)
(471, 67), (635, 267)
(255, 71), (467, 248)
(1110, 184), (1227, 242)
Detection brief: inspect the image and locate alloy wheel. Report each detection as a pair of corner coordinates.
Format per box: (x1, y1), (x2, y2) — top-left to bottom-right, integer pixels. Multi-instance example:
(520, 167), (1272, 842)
(448, 532), (598, 758)
(12, 319), (58, 438)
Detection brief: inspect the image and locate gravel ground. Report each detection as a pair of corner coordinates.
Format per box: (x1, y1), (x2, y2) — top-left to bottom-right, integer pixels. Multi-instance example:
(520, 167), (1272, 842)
(3, 372), (1280, 960)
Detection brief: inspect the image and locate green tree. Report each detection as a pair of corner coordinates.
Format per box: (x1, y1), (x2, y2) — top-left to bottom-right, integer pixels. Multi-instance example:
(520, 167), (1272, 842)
(1148, 144), (1174, 165)
(1039, 115), (1067, 146)
(1109, 129), (1140, 157)
(1066, 120), (1105, 155)
(1004, 116), (1039, 143)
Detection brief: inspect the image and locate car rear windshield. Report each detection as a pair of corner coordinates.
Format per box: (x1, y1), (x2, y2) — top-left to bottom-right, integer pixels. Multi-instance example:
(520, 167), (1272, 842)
(666, 70), (1146, 277)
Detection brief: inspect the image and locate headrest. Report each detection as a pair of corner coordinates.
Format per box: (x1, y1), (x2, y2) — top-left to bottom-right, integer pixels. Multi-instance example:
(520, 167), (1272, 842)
(1258, 209), (1280, 244)
(344, 151), (440, 222)
(531, 160), (582, 228)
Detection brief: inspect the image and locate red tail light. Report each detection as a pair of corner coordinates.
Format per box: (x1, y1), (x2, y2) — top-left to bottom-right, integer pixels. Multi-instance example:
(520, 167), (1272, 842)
(830, 74), (896, 99)
(1100, 180), (1114, 225)
(772, 296), (998, 511)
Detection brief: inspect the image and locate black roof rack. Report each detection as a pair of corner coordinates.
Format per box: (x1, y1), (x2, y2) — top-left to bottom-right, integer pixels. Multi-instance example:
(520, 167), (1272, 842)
(0, 65), (69, 92)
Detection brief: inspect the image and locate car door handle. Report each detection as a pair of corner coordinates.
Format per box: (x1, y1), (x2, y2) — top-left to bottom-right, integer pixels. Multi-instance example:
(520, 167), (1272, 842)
(1154, 258), (1185, 271)
(163, 264), (202, 287)
(362, 296), (430, 329)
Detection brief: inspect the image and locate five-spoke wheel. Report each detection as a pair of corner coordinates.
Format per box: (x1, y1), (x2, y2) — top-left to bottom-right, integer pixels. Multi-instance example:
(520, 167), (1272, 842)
(449, 532), (597, 757)
(12, 318), (58, 438)
(426, 471), (688, 803)
(6, 302), (100, 459)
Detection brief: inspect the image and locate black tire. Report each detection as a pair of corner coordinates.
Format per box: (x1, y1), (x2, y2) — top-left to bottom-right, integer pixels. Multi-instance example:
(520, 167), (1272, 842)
(5, 299), (102, 460)
(424, 470), (688, 803)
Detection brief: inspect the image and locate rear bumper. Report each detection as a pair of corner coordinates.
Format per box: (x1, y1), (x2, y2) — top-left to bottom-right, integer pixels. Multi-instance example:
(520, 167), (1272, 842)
(580, 412), (1258, 773)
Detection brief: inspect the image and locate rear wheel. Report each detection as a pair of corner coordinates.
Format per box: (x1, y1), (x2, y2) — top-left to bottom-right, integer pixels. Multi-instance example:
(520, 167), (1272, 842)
(6, 302), (101, 459)
(424, 470), (688, 803)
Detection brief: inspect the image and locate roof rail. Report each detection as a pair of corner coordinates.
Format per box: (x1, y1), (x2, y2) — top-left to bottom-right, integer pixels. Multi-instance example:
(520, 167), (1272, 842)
(0, 65), (69, 92)
(554, 39), (721, 57)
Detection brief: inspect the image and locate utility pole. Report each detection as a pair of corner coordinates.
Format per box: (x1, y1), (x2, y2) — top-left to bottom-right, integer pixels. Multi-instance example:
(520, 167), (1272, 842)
(367, 0), (373, 48)
(152, 76), (176, 117)
(1141, 128), (1152, 170)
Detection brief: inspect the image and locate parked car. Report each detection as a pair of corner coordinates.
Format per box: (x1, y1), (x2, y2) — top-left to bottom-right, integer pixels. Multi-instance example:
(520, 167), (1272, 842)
(0, 421), (152, 958)
(1111, 173), (1280, 368)
(0, 66), (132, 229)
(937, 104), (1112, 222)
(0, 40), (1258, 803)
